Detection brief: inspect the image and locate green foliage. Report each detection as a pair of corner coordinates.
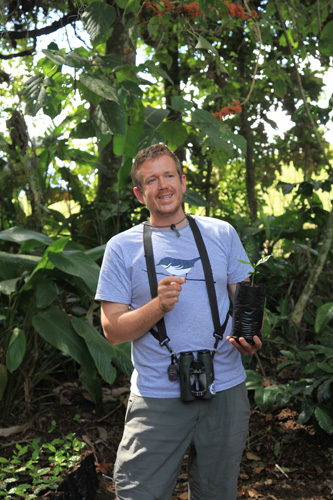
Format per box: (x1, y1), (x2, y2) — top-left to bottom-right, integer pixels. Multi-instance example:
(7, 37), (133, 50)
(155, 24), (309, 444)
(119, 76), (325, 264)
(0, 0), (332, 436)
(246, 339), (333, 435)
(0, 432), (86, 498)
(237, 255), (272, 286)
(0, 227), (132, 418)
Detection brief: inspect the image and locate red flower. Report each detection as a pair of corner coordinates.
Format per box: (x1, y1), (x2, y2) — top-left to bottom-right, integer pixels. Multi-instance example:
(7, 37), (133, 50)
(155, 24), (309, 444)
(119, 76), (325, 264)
(178, 2), (203, 19)
(224, 1), (257, 20)
(213, 100), (242, 120)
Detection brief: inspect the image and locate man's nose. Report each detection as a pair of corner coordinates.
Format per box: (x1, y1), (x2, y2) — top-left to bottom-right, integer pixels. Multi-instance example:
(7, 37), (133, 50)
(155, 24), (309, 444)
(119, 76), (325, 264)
(157, 177), (167, 189)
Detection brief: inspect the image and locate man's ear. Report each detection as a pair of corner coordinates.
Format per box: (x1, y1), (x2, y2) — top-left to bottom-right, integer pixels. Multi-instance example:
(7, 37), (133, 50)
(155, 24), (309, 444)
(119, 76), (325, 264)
(133, 186), (145, 205)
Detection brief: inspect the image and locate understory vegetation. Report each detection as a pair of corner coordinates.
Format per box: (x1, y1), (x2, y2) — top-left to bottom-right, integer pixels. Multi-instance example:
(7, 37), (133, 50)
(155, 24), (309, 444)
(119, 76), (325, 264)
(0, 0), (332, 447)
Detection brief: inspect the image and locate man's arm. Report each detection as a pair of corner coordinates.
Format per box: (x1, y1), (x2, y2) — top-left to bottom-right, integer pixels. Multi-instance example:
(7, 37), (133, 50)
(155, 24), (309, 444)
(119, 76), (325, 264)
(226, 280), (262, 355)
(101, 275), (185, 345)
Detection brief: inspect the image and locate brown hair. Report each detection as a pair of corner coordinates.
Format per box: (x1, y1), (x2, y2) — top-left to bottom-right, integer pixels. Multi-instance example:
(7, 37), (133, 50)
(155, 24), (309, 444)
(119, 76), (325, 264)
(131, 143), (182, 190)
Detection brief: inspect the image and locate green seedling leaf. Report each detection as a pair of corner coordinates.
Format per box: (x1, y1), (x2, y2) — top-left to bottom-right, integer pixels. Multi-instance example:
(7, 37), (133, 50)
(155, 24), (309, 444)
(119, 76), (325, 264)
(237, 254), (271, 285)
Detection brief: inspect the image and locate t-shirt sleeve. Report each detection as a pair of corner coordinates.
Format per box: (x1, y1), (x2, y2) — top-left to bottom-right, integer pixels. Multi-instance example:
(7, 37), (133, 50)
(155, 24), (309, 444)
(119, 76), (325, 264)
(95, 240), (132, 304)
(227, 225), (252, 284)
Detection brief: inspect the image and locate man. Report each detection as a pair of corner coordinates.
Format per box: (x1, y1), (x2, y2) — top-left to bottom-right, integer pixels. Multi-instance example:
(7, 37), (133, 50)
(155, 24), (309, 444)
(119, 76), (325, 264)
(95, 143), (262, 500)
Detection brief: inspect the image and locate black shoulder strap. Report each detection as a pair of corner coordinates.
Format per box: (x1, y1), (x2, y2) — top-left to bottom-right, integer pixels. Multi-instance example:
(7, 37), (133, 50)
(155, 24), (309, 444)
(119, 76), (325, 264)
(143, 223), (169, 345)
(186, 215), (228, 342)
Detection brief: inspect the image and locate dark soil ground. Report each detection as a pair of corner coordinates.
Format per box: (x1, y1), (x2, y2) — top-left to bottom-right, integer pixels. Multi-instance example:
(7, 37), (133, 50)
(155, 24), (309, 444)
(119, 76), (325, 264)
(1, 377), (333, 500)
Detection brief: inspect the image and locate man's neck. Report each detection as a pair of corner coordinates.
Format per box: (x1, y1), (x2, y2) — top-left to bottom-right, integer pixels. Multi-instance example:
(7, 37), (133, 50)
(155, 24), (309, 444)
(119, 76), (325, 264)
(149, 213), (187, 229)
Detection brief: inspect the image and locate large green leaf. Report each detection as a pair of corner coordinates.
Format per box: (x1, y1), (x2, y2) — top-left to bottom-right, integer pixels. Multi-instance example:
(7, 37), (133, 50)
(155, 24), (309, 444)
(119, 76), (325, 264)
(22, 74), (51, 116)
(191, 108), (220, 128)
(94, 101), (126, 135)
(117, 157), (133, 189)
(145, 106), (169, 127)
(85, 245), (106, 261)
(6, 328), (26, 373)
(71, 316), (116, 384)
(315, 302), (333, 333)
(319, 21), (333, 56)
(144, 61), (174, 85)
(81, 371), (103, 406)
(81, 2), (116, 46)
(254, 385), (283, 413)
(80, 74), (119, 103)
(0, 252), (41, 280)
(33, 308), (95, 376)
(195, 35), (219, 56)
(42, 49), (90, 69)
(48, 250), (100, 294)
(0, 277), (21, 295)
(245, 369), (264, 390)
(111, 342), (133, 379)
(314, 406), (333, 435)
(36, 279), (59, 309)
(114, 122), (142, 159)
(159, 121), (188, 150)
(0, 227), (53, 245)
(183, 189), (207, 207)
(24, 238), (70, 287)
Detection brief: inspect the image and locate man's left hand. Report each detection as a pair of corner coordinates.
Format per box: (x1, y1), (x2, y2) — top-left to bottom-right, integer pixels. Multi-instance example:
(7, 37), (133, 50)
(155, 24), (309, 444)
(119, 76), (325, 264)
(226, 335), (262, 355)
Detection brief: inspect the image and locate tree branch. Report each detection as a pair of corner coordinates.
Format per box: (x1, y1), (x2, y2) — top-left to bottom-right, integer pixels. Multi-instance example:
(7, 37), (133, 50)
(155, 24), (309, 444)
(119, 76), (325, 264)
(0, 48), (34, 59)
(0, 10), (78, 60)
(273, 0), (332, 173)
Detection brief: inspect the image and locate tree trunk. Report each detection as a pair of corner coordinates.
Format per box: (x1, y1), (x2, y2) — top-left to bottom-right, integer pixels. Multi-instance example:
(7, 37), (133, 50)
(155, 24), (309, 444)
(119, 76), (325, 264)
(289, 206), (333, 328)
(238, 44), (257, 222)
(96, 1), (135, 237)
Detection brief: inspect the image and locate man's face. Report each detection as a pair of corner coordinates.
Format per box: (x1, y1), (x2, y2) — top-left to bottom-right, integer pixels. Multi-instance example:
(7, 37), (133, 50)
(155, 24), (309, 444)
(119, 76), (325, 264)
(133, 155), (186, 223)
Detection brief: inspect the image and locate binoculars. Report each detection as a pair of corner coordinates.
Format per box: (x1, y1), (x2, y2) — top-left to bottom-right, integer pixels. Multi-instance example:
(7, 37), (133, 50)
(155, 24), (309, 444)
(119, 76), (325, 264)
(179, 350), (216, 402)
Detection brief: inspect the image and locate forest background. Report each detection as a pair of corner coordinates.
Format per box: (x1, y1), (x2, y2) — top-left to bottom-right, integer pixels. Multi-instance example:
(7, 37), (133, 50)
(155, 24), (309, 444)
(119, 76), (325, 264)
(0, 0), (333, 449)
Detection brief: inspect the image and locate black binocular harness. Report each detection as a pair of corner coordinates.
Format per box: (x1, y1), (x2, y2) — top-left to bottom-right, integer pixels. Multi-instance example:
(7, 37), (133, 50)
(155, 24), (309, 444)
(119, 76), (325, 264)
(143, 215), (229, 380)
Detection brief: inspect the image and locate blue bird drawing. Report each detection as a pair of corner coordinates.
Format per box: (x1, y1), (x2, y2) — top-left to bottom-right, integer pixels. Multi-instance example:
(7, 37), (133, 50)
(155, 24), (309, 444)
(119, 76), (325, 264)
(157, 256), (201, 277)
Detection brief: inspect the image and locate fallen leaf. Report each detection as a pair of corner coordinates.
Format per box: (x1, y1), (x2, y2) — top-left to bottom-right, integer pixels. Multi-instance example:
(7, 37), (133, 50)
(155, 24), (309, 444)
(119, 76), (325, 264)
(237, 489), (246, 497)
(239, 473), (249, 479)
(254, 466), (265, 474)
(248, 488), (260, 497)
(98, 426), (108, 442)
(246, 452), (261, 461)
(82, 434), (94, 448)
(314, 465), (323, 474)
(179, 493), (188, 500)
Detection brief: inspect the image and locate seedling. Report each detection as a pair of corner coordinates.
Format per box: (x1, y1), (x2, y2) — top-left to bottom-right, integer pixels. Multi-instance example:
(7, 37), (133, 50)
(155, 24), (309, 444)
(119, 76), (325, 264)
(0, 433), (86, 498)
(237, 254), (271, 286)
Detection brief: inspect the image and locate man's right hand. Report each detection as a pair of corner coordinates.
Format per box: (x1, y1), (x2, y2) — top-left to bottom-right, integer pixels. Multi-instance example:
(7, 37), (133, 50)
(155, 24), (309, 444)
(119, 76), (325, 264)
(157, 276), (185, 313)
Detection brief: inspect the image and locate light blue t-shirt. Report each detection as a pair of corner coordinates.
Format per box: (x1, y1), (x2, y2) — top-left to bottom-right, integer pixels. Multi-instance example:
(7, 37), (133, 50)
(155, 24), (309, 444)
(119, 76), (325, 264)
(95, 215), (252, 397)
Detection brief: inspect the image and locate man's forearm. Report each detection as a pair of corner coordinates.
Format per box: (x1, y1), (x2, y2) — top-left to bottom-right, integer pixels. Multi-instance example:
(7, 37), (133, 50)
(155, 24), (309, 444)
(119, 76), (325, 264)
(101, 297), (166, 345)
(101, 276), (185, 345)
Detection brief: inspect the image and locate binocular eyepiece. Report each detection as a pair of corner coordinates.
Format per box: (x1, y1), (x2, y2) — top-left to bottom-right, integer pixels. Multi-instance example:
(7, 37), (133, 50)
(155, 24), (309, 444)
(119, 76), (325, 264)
(179, 350), (216, 402)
